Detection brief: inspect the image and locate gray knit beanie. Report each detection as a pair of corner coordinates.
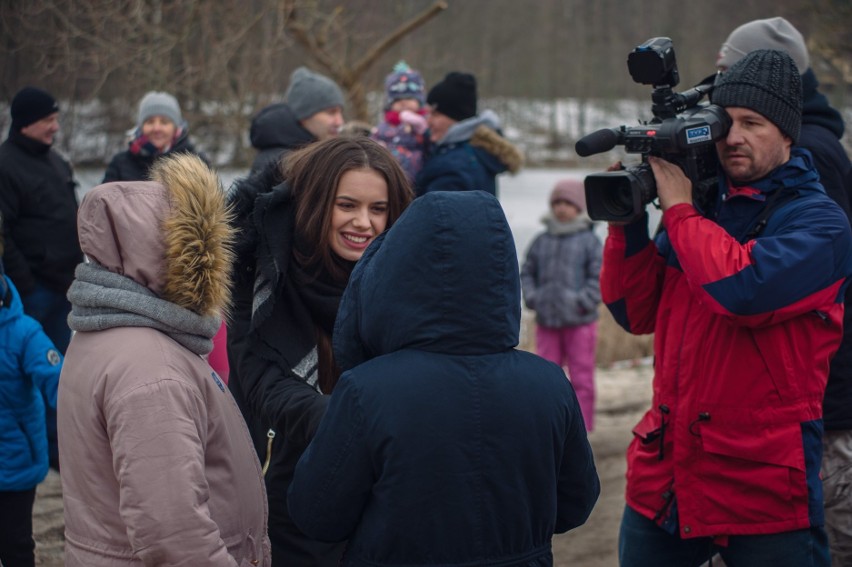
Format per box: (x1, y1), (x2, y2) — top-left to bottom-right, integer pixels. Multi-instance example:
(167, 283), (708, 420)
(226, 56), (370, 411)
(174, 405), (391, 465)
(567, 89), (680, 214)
(137, 91), (182, 127)
(711, 49), (802, 142)
(285, 67), (345, 121)
(716, 17), (809, 74)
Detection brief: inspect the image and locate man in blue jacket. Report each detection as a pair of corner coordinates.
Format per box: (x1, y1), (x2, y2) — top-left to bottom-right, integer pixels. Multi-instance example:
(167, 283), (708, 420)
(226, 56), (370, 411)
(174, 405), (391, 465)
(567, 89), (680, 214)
(606, 49), (852, 566)
(289, 191), (599, 566)
(716, 19), (852, 565)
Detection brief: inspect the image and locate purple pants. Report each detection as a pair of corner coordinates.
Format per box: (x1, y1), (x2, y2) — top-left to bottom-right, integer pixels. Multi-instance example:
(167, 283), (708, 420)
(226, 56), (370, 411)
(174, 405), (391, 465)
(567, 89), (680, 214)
(535, 322), (597, 432)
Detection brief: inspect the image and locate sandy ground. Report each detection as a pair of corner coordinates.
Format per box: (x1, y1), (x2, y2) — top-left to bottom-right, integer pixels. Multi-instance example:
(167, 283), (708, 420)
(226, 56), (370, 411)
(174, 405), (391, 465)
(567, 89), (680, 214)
(31, 362), (653, 566)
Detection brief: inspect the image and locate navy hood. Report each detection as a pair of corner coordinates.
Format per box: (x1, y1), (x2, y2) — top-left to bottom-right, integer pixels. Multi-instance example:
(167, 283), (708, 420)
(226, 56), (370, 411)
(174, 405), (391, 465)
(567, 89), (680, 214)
(334, 191), (521, 370)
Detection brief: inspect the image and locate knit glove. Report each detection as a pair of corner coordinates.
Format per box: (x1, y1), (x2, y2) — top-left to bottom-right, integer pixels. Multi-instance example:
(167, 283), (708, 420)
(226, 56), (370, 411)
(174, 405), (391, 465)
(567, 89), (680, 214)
(399, 110), (428, 135)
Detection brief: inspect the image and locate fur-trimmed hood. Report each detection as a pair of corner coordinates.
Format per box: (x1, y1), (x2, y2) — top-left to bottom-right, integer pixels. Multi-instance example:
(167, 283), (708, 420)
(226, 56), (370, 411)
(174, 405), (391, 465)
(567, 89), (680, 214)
(77, 153), (233, 317)
(470, 125), (524, 174)
(438, 110), (524, 174)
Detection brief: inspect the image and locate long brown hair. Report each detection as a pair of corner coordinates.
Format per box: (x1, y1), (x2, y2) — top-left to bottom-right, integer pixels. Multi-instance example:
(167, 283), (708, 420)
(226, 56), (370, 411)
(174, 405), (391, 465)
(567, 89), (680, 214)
(282, 137), (414, 391)
(284, 136), (413, 283)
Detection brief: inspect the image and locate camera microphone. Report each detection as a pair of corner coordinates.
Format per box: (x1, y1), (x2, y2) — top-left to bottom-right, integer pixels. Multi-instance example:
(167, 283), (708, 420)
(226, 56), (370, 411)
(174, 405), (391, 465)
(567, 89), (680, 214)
(575, 128), (621, 157)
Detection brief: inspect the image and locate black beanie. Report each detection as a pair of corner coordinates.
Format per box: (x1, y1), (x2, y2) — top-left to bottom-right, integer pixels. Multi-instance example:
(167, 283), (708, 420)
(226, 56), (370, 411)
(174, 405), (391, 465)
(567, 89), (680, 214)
(711, 49), (802, 142)
(10, 87), (59, 131)
(426, 72), (477, 122)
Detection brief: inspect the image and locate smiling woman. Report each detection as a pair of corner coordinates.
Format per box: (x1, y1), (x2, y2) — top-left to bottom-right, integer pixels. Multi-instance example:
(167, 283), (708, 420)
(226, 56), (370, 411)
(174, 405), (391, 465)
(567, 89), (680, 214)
(328, 169), (389, 262)
(102, 91), (209, 184)
(225, 136), (412, 566)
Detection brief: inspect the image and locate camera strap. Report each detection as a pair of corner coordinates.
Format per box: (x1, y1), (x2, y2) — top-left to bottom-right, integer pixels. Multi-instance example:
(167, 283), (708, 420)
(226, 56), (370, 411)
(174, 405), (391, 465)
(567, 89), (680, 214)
(741, 188), (799, 242)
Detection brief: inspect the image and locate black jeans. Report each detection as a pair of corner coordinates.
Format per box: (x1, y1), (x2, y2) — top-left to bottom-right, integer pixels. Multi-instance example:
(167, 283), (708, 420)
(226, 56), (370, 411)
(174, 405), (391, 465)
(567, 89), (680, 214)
(0, 488), (36, 567)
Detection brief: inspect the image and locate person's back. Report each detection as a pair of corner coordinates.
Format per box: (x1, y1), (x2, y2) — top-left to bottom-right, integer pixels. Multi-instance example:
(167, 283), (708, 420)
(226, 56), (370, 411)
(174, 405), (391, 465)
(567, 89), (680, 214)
(289, 191), (599, 565)
(59, 154), (270, 566)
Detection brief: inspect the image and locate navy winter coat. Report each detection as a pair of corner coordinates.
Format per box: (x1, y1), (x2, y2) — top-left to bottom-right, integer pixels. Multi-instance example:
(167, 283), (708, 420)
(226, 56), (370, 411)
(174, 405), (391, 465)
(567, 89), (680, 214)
(289, 191), (599, 566)
(415, 111), (523, 197)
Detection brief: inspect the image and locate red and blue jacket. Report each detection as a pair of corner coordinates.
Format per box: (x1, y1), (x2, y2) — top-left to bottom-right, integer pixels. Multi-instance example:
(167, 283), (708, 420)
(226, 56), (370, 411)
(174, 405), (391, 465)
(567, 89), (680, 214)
(601, 147), (852, 540)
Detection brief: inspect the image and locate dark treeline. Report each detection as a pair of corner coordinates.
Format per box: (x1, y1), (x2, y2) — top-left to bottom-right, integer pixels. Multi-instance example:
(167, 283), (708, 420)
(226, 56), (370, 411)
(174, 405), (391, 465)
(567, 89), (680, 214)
(1, 0), (849, 166)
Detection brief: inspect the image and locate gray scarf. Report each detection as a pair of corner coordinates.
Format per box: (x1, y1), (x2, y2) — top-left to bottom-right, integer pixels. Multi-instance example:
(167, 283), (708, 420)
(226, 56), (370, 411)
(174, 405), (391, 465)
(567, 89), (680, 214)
(67, 262), (221, 355)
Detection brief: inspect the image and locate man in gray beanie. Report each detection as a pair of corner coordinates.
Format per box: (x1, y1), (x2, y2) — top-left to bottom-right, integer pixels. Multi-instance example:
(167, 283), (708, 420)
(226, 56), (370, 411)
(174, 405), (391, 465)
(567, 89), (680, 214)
(248, 66), (345, 176)
(716, 26), (852, 566)
(603, 49), (852, 566)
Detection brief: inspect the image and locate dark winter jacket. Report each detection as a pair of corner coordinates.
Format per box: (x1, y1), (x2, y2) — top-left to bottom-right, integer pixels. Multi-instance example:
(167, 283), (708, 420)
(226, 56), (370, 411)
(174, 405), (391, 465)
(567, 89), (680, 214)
(102, 128), (208, 183)
(522, 215), (602, 328)
(415, 110), (523, 197)
(249, 103), (316, 176)
(226, 169), (344, 566)
(799, 69), (852, 431)
(603, 147), (852, 538)
(0, 276), (62, 492)
(289, 191), (599, 566)
(0, 130), (83, 295)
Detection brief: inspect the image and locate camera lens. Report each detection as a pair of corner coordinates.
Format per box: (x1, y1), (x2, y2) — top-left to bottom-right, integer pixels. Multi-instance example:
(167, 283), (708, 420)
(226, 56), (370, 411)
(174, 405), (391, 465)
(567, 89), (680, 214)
(584, 165), (658, 223)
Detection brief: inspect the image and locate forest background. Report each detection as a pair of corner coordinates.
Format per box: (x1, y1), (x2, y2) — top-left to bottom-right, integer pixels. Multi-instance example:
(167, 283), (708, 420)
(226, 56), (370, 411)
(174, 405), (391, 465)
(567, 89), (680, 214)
(1, 0), (851, 170)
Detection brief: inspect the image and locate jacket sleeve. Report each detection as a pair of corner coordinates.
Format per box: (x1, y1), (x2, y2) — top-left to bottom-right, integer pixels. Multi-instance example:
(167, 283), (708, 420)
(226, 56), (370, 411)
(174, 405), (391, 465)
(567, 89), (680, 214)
(520, 236), (541, 310)
(107, 380), (239, 567)
(288, 373), (372, 542)
(21, 313), (62, 411)
(663, 201), (852, 326)
(599, 214), (666, 334)
(555, 383), (600, 533)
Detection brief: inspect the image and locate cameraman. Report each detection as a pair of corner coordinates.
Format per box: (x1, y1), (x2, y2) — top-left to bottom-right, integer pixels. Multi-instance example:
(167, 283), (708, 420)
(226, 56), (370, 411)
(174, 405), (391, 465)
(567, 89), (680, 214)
(603, 50), (852, 566)
(716, 18), (852, 567)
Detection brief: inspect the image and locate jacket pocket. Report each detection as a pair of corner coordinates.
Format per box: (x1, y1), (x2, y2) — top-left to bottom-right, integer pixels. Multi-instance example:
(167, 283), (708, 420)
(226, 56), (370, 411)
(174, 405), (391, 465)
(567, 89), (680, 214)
(697, 421), (805, 525)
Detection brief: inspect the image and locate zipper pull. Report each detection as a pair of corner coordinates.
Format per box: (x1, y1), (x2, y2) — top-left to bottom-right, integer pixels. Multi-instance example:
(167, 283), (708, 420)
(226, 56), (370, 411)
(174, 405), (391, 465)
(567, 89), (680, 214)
(262, 429), (276, 476)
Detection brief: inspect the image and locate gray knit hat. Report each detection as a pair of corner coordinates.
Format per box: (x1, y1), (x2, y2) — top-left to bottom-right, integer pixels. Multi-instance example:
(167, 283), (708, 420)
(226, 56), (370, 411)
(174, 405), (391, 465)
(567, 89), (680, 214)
(716, 17), (809, 74)
(285, 67), (345, 121)
(137, 91), (182, 127)
(711, 49), (802, 142)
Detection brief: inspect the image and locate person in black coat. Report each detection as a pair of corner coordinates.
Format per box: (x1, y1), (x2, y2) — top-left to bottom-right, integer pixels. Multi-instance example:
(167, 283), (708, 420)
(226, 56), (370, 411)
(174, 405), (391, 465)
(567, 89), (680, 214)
(0, 87), (82, 471)
(288, 190), (600, 566)
(102, 91), (208, 183)
(716, 17), (852, 566)
(226, 137), (413, 566)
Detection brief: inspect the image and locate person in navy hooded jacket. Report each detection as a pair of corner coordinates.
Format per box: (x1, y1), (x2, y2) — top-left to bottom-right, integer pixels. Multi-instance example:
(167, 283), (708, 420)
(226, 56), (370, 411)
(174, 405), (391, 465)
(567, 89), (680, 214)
(0, 254), (63, 567)
(288, 190), (599, 566)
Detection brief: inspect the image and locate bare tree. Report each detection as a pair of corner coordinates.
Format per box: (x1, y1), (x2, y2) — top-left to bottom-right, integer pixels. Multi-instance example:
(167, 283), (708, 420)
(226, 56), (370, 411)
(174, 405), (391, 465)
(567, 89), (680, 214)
(280, 0), (447, 121)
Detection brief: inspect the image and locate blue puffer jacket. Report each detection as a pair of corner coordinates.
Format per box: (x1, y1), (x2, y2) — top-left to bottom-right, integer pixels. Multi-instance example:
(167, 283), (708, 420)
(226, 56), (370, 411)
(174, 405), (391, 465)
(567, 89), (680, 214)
(415, 110), (523, 197)
(289, 191), (599, 566)
(0, 275), (62, 491)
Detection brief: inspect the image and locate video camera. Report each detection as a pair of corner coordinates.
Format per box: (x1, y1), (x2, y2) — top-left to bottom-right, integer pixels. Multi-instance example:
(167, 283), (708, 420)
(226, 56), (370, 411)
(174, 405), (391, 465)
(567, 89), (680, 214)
(575, 37), (731, 223)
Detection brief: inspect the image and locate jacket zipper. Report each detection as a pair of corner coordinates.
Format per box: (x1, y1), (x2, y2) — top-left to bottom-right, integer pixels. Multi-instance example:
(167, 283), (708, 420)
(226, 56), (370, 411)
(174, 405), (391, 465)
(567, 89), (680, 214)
(261, 428), (275, 476)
